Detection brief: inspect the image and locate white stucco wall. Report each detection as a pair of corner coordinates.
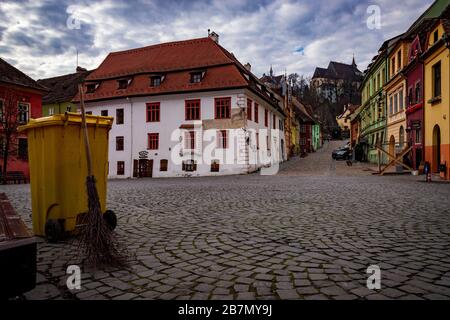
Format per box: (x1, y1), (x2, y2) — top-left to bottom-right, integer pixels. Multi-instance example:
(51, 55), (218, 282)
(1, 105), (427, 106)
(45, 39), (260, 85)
(83, 89), (284, 179)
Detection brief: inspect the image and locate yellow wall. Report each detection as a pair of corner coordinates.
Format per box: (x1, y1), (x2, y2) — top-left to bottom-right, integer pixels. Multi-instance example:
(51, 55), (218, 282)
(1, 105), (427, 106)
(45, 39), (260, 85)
(427, 24), (445, 48)
(389, 42), (410, 79)
(424, 30), (450, 176)
(336, 109), (351, 131)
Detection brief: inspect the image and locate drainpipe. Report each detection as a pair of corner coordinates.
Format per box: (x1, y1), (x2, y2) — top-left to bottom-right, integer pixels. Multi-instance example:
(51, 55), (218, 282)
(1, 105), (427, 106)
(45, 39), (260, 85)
(128, 97), (133, 178)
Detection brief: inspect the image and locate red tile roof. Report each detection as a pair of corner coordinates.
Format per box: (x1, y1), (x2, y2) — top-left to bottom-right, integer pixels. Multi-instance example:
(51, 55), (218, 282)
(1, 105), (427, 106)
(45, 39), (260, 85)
(74, 37), (282, 114)
(88, 37), (233, 80)
(80, 64), (247, 101)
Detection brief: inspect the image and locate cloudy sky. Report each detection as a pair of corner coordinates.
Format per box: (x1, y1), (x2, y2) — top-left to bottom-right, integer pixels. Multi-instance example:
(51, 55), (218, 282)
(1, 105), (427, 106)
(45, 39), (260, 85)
(0, 0), (434, 80)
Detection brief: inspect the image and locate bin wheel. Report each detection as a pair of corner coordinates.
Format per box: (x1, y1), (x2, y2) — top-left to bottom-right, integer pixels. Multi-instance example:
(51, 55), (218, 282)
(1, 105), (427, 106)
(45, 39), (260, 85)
(103, 210), (117, 231)
(45, 219), (63, 243)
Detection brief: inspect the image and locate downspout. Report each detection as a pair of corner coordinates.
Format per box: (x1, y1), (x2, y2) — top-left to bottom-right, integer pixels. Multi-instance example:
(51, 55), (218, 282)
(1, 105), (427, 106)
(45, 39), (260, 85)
(128, 97), (133, 178)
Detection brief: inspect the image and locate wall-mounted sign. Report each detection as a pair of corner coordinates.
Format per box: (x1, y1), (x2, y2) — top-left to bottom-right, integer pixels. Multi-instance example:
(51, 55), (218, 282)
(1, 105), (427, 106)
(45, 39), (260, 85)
(411, 121), (421, 129)
(139, 151), (148, 159)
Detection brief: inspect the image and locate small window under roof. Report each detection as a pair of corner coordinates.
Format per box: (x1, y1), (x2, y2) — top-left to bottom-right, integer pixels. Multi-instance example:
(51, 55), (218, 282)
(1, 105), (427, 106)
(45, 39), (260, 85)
(86, 83), (99, 93)
(117, 78), (132, 90)
(150, 75), (165, 87)
(190, 71), (206, 84)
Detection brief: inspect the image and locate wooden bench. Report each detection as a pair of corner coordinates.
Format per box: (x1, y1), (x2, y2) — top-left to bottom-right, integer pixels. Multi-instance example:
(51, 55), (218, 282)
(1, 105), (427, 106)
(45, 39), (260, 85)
(0, 193), (37, 299)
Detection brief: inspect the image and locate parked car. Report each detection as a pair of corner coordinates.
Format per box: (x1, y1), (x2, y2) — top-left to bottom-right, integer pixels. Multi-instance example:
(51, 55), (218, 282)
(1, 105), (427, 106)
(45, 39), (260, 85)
(334, 149), (352, 160)
(332, 143), (351, 160)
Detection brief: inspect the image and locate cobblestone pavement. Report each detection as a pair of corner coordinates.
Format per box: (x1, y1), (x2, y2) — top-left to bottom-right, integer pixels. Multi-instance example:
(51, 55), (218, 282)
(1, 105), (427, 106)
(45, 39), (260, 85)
(2, 140), (450, 300)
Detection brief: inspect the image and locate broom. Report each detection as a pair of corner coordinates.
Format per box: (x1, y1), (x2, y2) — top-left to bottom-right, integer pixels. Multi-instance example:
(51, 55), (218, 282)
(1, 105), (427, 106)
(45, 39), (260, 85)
(77, 83), (127, 268)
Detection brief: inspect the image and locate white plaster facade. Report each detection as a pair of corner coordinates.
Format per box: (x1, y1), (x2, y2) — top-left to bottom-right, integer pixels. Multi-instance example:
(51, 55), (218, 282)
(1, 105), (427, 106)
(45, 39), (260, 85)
(84, 88), (285, 179)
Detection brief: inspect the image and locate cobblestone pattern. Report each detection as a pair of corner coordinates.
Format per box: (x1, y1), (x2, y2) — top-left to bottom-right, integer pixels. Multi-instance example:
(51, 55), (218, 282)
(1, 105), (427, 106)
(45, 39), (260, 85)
(1, 141), (450, 300)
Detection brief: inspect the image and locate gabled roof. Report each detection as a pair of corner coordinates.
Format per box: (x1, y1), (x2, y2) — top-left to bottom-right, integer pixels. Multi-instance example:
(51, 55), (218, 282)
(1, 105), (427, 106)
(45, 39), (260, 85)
(406, 0), (450, 34)
(312, 61), (363, 82)
(260, 74), (284, 87)
(420, 6), (450, 60)
(337, 104), (359, 119)
(312, 67), (328, 79)
(88, 37), (233, 81)
(75, 36), (282, 114)
(292, 97), (316, 123)
(0, 57), (47, 92)
(37, 68), (93, 105)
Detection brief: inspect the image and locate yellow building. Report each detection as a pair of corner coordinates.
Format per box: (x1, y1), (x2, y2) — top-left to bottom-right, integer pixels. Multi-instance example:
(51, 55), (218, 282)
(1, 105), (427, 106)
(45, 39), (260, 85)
(385, 38), (410, 158)
(423, 17), (450, 178)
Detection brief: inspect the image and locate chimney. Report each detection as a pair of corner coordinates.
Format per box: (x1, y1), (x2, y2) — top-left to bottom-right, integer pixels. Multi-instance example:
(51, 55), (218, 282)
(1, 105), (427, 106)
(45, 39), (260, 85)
(244, 63), (251, 72)
(208, 31), (219, 44)
(76, 66), (87, 73)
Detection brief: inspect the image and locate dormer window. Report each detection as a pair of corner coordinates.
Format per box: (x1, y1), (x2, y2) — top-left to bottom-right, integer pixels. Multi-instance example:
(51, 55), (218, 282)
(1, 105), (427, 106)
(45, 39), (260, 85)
(433, 30), (439, 44)
(86, 83), (99, 93)
(190, 71), (205, 84)
(150, 75), (165, 87)
(117, 78), (132, 90)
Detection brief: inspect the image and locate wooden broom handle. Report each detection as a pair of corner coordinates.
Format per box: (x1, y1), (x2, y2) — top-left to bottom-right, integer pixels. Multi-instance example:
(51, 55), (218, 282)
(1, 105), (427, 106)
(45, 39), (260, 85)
(78, 84), (93, 176)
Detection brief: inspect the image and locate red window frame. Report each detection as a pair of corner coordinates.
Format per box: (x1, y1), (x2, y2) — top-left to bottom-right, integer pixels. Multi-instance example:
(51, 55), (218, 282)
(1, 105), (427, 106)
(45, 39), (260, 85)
(185, 99), (201, 120)
(147, 133), (159, 150)
(247, 99), (252, 121)
(184, 131), (195, 150)
(217, 130), (228, 149)
(146, 102), (160, 122)
(254, 103), (259, 123)
(264, 109), (268, 127)
(215, 97), (231, 119)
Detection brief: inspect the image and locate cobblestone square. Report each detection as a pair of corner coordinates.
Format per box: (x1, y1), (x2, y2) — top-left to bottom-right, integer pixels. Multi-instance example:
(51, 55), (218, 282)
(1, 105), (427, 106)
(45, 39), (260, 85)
(2, 141), (450, 300)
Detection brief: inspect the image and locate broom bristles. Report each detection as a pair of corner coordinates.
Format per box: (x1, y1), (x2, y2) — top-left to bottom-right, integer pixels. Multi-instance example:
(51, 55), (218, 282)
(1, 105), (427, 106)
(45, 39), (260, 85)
(79, 175), (128, 269)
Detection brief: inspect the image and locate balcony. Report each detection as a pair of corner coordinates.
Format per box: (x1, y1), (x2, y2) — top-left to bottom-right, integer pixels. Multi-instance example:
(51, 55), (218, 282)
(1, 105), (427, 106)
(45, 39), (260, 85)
(361, 117), (386, 137)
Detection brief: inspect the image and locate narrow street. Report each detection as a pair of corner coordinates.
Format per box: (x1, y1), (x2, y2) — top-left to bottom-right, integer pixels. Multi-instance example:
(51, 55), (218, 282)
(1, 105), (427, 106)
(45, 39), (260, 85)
(1, 142), (450, 300)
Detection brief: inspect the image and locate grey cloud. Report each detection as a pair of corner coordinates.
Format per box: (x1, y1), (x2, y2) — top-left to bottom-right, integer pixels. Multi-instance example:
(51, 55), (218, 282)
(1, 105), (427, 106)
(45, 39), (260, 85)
(0, 0), (436, 80)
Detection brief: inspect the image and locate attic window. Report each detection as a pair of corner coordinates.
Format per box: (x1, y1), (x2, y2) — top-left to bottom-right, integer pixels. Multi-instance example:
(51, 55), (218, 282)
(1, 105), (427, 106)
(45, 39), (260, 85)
(150, 75), (165, 87)
(433, 30), (439, 44)
(86, 83), (98, 93)
(190, 71), (205, 84)
(117, 78), (131, 90)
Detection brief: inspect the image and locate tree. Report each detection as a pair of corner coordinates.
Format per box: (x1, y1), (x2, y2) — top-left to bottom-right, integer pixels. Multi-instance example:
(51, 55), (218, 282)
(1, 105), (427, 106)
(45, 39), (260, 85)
(0, 87), (25, 183)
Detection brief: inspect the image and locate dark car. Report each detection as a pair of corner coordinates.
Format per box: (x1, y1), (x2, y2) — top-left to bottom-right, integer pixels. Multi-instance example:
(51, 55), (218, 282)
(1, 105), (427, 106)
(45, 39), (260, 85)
(332, 143), (351, 160)
(333, 148), (352, 160)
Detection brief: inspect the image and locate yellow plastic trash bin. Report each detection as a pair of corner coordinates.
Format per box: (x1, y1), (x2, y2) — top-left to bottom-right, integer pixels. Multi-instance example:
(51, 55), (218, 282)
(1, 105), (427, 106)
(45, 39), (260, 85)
(18, 112), (114, 240)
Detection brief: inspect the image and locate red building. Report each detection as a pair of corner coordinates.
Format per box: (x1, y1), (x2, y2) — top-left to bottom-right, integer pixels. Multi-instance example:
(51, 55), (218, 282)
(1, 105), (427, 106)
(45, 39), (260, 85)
(404, 20), (433, 170)
(295, 101), (315, 155)
(0, 58), (47, 178)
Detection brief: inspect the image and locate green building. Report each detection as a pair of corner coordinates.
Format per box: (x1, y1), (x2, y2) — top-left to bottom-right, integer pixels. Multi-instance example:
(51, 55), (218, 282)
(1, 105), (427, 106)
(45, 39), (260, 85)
(356, 0), (449, 164)
(37, 67), (91, 116)
(357, 35), (400, 164)
(311, 122), (322, 152)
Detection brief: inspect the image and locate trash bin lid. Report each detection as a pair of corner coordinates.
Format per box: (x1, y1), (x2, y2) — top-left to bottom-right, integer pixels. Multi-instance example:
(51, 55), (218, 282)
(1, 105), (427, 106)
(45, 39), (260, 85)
(18, 112), (113, 132)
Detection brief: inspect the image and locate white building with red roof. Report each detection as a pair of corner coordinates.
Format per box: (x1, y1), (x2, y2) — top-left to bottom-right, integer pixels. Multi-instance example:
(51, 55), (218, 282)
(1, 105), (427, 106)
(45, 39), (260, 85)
(74, 33), (286, 178)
